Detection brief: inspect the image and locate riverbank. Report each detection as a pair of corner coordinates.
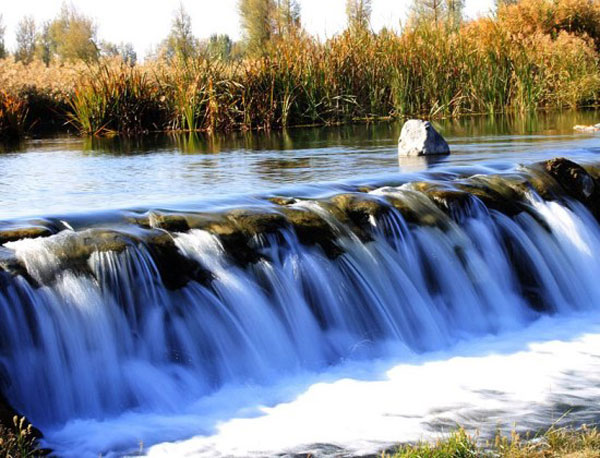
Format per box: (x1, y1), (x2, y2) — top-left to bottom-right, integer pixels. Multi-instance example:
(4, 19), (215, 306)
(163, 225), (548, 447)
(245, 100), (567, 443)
(388, 426), (600, 458)
(2, 0), (600, 140)
(2, 421), (599, 458)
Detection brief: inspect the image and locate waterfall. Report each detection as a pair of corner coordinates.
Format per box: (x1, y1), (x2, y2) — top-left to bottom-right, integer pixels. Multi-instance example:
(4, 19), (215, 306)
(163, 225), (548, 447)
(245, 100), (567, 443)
(0, 157), (599, 456)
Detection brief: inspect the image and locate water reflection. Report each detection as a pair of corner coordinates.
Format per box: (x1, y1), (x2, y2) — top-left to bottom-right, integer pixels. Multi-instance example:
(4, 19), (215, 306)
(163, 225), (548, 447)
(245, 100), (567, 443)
(398, 155), (448, 173)
(76, 109), (600, 156)
(0, 110), (599, 219)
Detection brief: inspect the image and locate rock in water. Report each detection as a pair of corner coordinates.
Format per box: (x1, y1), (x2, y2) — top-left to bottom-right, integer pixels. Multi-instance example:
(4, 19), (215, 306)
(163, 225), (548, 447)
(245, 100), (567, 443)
(398, 120), (450, 156)
(573, 123), (600, 132)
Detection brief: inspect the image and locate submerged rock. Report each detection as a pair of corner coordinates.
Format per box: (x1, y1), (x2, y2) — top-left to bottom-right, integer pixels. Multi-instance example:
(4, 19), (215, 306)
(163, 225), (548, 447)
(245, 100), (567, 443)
(398, 120), (450, 156)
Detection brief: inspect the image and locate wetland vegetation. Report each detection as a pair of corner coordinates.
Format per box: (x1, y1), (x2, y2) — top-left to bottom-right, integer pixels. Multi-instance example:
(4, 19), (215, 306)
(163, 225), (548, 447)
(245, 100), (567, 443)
(1, 0), (600, 139)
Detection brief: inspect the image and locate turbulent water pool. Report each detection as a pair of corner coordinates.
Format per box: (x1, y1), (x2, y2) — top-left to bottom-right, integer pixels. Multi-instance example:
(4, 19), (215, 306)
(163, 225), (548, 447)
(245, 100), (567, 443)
(1, 111), (600, 457)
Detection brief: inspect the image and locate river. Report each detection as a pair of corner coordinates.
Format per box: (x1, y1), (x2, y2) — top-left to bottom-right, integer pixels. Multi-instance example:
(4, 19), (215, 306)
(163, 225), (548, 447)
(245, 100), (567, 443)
(0, 111), (600, 457)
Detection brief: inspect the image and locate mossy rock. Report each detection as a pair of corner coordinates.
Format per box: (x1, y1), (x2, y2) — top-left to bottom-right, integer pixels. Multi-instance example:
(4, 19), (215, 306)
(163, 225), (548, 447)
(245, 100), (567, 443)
(148, 212), (190, 233)
(0, 226), (55, 246)
(455, 180), (526, 217)
(267, 196), (296, 206)
(159, 210), (288, 266)
(142, 230), (213, 289)
(410, 182), (473, 216)
(328, 193), (391, 241)
(330, 193), (390, 223)
(281, 208), (343, 258)
(1, 228), (212, 291)
(226, 209), (287, 236)
(53, 229), (131, 261)
(544, 157), (596, 204)
(0, 248), (36, 286)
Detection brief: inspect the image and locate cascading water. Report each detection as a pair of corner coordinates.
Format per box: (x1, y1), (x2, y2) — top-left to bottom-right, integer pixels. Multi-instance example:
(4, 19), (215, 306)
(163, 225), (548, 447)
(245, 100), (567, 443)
(1, 157), (600, 457)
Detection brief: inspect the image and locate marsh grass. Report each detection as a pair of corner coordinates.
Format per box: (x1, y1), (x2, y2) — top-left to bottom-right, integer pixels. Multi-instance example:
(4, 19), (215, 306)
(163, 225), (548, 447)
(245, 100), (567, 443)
(66, 63), (166, 135)
(387, 425), (600, 458)
(0, 91), (28, 140)
(0, 416), (41, 458)
(2, 0), (600, 138)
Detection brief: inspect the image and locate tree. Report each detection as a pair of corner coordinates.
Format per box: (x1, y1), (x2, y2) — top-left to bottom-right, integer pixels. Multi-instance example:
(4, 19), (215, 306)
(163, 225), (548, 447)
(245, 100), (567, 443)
(100, 41), (137, 66)
(119, 42), (137, 66)
(35, 21), (52, 65)
(206, 34), (233, 60)
(445, 0), (465, 27)
(410, 0), (446, 24)
(275, 0), (301, 37)
(346, 0), (372, 31)
(47, 4), (98, 62)
(495, 0), (518, 9)
(239, 0), (273, 55)
(163, 3), (198, 62)
(410, 0), (464, 26)
(0, 15), (6, 59)
(15, 16), (37, 64)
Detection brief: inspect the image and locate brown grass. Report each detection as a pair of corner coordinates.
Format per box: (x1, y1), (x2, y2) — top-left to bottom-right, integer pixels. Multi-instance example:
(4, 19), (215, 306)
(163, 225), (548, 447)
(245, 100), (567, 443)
(1, 0), (600, 138)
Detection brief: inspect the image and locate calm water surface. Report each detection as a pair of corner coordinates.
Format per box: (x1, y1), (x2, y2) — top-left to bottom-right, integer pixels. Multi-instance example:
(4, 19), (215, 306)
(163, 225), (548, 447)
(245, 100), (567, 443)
(1, 110), (600, 219)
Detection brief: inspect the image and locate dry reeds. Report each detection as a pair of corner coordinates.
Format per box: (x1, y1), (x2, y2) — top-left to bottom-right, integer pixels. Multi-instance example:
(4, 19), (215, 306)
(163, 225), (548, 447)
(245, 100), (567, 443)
(1, 0), (600, 138)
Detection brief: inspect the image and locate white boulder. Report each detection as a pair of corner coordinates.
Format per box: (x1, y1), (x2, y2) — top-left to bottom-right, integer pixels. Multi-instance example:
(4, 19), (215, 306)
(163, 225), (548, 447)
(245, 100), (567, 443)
(398, 120), (450, 156)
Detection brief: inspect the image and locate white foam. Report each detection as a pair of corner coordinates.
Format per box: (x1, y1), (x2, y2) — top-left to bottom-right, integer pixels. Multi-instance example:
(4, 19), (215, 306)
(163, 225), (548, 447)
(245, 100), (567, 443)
(143, 313), (600, 457)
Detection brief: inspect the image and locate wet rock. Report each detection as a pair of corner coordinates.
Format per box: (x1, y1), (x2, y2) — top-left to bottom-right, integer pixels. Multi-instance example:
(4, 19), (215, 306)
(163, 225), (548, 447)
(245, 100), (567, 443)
(356, 185), (377, 193)
(125, 214), (151, 228)
(143, 231), (213, 289)
(221, 210), (288, 265)
(281, 208), (343, 259)
(412, 182), (472, 217)
(148, 212), (190, 233)
(398, 120), (450, 156)
(226, 209), (287, 236)
(50, 230), (131, 275)
(329, 193), (390, 239)
(267, 196), (296, 206)
(183, 214), (262, 266)
(165, 210), (288, 266)
(544, 158), (596, 204)
(1, 228), (212, 291)
(378, 188), (449, 229)
(455, 180), (526, 217)
(382, 195), (426, 225)
(501, 225), (552, 313)
(0, 226), (54, 245)
(0, 248), (37, 286)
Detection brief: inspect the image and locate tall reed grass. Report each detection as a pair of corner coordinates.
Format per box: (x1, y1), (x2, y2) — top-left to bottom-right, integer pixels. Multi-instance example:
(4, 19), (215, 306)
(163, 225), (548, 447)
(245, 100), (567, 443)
(1, 0), (600, 138)
(0, 416), (41, 458)
(0, 91), (28, 140)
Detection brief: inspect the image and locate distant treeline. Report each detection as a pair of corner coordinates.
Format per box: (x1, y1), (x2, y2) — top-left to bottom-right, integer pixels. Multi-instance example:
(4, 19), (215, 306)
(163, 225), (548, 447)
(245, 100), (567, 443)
(1, 0), (600, 139)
